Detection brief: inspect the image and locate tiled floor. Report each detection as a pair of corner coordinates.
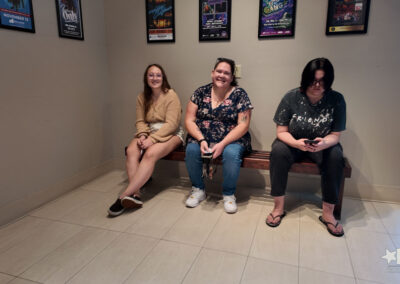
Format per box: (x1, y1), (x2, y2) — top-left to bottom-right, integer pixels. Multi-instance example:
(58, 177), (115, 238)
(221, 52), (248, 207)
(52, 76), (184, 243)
(1, 170), (400, 284)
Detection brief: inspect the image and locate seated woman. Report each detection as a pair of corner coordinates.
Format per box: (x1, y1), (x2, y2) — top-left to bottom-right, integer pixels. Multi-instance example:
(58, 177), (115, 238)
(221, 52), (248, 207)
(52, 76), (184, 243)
(108, 64), (184, 217)
(266, 58), (346, 237)
(185, 57), (253, 213)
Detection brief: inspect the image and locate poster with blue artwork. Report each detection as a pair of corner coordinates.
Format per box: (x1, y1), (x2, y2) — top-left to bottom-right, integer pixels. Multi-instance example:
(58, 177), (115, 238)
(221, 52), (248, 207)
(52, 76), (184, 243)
(258, 0), (296, 38)
(146, 0), (175, 43)
(55, 0), (84, 40)
(0, 0), (35, 32)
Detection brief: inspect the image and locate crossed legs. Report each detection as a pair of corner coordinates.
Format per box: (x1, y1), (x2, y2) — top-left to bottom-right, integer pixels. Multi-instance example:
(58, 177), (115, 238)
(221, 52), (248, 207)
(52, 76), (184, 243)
(122, 136), (182, 198)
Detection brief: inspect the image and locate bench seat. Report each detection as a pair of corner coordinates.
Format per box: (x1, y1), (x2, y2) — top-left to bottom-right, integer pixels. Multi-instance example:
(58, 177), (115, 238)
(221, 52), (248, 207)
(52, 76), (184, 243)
(162, 147), (352, 219)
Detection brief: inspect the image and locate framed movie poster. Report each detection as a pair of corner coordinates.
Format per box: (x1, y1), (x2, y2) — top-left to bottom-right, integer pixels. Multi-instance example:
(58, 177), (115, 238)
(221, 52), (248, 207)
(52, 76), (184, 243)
(199, 0), (231, 41)
(0, 0), (35, 33)
(326, 0), (370, 35)
(258, 0), (296, 38)
(145, 0), (175, 43)
(55, 0), (84, 40)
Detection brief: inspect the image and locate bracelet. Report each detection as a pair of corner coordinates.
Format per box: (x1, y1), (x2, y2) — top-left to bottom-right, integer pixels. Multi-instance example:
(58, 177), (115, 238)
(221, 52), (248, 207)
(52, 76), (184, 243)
(198, 138), (206, 144)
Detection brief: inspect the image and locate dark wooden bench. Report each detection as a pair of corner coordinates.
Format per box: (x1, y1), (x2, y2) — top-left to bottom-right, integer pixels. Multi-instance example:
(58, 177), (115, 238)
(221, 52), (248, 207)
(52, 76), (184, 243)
(162, 147), (352, 219)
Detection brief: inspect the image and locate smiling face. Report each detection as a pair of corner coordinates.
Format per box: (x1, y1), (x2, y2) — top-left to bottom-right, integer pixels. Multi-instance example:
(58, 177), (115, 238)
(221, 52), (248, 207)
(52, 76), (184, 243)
(146, 66), (163, 91)
(211, 62), (233, 89)
(306, 69), (325, 100)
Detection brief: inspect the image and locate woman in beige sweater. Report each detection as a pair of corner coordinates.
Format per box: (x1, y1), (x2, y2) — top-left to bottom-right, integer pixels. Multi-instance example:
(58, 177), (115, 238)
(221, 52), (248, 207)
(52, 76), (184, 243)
(108, 64), (183, 216)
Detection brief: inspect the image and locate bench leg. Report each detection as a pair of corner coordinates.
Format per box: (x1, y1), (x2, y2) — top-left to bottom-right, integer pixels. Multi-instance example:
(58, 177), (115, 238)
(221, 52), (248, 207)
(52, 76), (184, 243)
(334, 174), (345, 220)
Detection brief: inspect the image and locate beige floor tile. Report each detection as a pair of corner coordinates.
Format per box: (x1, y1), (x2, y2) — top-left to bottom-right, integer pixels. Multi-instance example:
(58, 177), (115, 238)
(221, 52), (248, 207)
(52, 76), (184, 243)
(182, 248), (246, 284)
(391, 234), (400, 247)
(204, 202), (262, 256)
(250, 204), (300, 266)
(0, 220), (82, 275)
(8, 278), (40, 284)
(0, 217), (50, 254)
(241, 257), (298, 284)
(21, 227), (119, 283)
(124, 240), (200, 284)
(154, 187), (188, 202)
(356, 279), (382, 284)
(59, 191), (141, 232)
(204, 201), (263, 256)
(163, 202), (223, 246)
(299, 220), (354, 277)
(342, 199), (386, 233)
(125, 199), (186, 238)
(373, 202), (400, 235)
(299, 267), (356, 284)
(298, 203), (322, 223)
(0, 273), (14, 284)
(81, 170), (126, 192)
(346, 229), (400, 283)
(29, 189), (107, 220)
(67, 233), (158, 284)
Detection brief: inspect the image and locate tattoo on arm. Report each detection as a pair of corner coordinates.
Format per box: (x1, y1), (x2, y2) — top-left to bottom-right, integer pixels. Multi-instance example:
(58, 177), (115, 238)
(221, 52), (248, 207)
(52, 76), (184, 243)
(239, 110), (251, 124)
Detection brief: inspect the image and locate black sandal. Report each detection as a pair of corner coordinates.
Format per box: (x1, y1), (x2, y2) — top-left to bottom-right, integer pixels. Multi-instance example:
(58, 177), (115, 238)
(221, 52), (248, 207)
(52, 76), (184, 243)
(266, 211), (287, 227)
(319, 216), (344, 237)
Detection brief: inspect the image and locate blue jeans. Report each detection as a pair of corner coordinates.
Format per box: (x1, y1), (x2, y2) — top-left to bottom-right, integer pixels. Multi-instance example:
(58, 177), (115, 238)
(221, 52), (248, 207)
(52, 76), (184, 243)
(185, 143), (245, 196)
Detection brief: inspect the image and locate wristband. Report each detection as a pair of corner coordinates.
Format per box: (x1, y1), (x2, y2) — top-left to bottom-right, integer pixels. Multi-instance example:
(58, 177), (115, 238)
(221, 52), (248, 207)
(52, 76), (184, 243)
(198, 138), (206, 144)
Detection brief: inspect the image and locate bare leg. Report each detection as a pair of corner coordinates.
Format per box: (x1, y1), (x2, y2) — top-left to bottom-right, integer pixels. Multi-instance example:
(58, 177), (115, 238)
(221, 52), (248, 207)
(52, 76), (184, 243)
(125, 138), (143, 183)
(322, 201), (343, 234)
(120, 136), (182, 198)
(266, 196), (285, 225)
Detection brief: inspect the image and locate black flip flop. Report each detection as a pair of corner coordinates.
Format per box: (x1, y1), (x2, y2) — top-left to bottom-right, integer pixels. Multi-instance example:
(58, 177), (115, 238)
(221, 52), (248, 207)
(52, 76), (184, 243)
(266, 211), (287, 227)
(319, 216), (344, 237)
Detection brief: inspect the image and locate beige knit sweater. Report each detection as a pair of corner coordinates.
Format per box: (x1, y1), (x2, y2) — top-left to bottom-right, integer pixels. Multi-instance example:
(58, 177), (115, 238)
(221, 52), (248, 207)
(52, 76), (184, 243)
(135, 89), (182, 143)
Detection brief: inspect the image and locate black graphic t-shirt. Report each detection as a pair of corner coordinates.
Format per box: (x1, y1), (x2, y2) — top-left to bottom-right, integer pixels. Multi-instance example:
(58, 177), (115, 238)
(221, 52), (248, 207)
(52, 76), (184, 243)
(273, 88), (346, 139)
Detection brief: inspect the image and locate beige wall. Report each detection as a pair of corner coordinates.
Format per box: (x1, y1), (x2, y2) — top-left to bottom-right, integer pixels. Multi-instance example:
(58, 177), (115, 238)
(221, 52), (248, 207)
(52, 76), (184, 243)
(0, 0), (113, 225)
(105, 0), (400, 201)
(1, 0), (399, 226)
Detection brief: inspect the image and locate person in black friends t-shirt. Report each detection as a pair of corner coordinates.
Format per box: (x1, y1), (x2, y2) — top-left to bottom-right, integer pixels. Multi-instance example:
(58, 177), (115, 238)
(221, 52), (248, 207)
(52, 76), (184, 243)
(266, 58), (346, 237)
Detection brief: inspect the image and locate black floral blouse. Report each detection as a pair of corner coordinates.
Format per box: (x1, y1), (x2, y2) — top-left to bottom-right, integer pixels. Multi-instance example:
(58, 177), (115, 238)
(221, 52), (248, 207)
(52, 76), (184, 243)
(187, 83), (254, 152)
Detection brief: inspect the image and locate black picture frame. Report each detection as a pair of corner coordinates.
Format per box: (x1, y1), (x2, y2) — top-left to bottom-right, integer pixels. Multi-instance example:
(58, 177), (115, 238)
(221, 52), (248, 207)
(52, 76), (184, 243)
(326, 0), (370, 35)
(55, 0), (84, 40)
(258, 0), (296, 38)
(0, 0), (35, 33)
(145, 0), (175, 43)
(199, 0), (231, 41)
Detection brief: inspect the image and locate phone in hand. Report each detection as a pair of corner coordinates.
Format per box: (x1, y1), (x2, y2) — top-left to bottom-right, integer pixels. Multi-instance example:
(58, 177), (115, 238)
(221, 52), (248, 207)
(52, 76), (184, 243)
(304, 139), (319, 145)
(201, 152), (213, 159)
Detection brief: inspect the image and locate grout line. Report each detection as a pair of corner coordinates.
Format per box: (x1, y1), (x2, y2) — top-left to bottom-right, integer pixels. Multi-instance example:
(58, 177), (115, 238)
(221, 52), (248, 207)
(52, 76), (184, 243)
(179, 246), (203, 284)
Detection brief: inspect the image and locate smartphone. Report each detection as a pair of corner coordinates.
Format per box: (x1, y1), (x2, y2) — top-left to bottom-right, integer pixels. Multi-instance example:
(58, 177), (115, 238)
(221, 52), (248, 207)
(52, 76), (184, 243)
(305, 139), (319, 145)
(201, 152), (213, 159)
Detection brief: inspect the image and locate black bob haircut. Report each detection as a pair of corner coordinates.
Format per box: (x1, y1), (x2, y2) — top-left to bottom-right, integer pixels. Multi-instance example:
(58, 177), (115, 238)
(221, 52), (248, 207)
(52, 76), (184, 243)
(214, 57), (238, 86)
(300, 58), (334, 92)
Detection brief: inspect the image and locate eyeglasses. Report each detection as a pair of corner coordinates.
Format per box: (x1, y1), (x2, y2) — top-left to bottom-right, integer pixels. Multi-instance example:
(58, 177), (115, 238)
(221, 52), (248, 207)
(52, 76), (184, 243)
(311, 79), (324, 87)
(148, 73), (162, 78)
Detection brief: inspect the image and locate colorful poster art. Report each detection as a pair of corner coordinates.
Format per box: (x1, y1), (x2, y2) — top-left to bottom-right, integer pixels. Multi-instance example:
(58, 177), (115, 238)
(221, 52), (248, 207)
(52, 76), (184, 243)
(199, 0), (231, 41)
(326, 0), (370, 35)
(146, 0), (175, 43)
(55, 0), (84, 40)
(258, 0), (296, 38)
(0, 0), (35, 32)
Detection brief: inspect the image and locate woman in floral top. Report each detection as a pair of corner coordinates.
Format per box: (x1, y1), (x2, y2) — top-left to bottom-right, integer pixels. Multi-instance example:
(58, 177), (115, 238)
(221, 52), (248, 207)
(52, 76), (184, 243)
(185, 58), (253, 213)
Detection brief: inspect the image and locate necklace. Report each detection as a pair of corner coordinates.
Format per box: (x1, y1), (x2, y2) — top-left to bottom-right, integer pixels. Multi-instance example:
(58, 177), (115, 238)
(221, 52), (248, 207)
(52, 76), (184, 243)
(211, 86), (233, 107)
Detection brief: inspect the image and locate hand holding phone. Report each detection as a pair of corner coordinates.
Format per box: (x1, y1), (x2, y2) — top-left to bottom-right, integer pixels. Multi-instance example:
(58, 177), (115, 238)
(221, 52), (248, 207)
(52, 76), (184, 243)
(201, 151), (213, 159)
(304, 139), (319, 145)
